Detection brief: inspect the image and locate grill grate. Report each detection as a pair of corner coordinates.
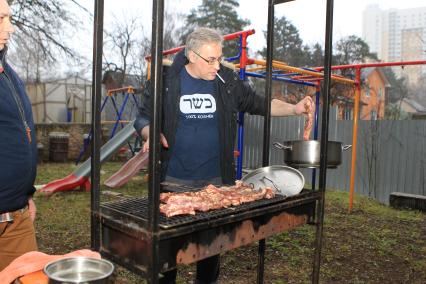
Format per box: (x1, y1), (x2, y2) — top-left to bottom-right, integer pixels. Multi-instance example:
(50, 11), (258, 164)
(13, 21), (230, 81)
(102, 194), (289, 229)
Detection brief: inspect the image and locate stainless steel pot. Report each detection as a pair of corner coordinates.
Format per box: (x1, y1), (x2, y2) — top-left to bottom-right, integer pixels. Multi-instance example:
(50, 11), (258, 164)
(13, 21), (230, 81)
(273, 140), (351, 169)
(44, 257), (115, 284)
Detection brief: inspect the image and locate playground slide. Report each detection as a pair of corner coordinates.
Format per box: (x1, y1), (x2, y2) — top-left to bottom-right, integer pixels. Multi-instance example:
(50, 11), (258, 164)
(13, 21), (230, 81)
(38, 121), (137, 196)
(104, 150), (149, 188)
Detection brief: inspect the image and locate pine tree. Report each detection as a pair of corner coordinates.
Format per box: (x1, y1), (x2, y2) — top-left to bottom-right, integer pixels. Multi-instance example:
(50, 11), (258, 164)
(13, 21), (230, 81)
(260, 16), (310, 67)
(181, 0), (250, 57)
(310, 43), (324, 67)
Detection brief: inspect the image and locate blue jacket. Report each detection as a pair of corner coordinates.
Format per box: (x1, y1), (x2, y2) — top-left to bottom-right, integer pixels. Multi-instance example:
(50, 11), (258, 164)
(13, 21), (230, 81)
(0, 49), (37, 213)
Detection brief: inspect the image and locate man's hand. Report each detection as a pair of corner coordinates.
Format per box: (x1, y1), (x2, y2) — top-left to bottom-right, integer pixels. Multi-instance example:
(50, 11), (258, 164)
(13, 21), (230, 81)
(141, 126), (169, 153)
(294, 96), (315, 140)
(28, 197), (36, 222)
(294, 96), (314, 116)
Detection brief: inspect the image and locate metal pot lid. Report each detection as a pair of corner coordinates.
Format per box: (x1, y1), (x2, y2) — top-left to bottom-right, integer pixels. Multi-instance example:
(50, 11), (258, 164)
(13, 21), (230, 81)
(241, 165), (305, 197)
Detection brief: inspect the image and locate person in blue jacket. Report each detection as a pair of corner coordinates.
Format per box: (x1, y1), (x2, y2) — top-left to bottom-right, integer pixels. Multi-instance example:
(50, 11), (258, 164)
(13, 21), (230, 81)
(135, 27), (314, 283)
(0, 0), (38, 271)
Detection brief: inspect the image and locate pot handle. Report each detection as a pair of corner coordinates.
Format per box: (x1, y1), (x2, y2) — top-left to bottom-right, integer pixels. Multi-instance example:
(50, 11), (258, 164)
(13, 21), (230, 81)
(273, 142), (292, 150)
(342, 145), (352, 151)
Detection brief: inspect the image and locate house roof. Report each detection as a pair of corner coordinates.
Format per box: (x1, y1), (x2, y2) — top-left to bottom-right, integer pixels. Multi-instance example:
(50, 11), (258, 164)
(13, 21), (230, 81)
(361, 67), (391, 87)
(401, 98), (426, 113)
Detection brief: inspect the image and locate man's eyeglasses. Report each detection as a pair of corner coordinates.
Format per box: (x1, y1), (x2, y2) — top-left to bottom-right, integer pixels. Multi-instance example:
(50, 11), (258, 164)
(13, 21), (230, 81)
(192, 49), (223, 65)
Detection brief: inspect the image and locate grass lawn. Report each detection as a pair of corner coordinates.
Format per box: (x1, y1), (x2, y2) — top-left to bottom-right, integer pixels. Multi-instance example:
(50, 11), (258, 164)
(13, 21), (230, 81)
(33, 162), (426, 283)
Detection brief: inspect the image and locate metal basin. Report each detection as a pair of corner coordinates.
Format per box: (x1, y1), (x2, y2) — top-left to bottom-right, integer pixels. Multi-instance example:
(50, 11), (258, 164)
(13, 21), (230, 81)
(273, 140), (351, 169)
(44, 257), (114, 284)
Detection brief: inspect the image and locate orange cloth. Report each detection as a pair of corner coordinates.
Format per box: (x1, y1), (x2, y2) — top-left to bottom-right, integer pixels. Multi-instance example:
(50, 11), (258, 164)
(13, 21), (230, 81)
(18, 270), (48, 284)
(0, 249), (101, 284)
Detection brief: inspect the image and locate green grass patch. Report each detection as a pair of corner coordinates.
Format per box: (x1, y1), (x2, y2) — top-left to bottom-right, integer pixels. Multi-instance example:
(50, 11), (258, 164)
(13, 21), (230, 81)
(32, 162), (426, 283)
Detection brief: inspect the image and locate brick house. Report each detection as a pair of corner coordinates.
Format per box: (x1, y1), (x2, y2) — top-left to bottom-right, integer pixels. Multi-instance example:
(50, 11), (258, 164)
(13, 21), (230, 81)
(333, 67), (390, 120)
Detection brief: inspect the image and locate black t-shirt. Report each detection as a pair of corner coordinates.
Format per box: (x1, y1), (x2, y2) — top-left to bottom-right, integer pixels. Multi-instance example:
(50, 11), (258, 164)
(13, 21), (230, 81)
(166, 67), (220, 180)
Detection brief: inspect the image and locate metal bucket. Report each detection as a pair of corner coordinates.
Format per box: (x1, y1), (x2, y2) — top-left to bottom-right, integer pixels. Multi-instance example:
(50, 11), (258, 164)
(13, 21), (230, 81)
(44, 257), (115, 284)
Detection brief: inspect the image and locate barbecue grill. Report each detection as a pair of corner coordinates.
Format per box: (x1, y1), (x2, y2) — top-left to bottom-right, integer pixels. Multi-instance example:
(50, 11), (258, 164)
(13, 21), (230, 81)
(100, 184), (319, 275)
(90, 0), (335, 282)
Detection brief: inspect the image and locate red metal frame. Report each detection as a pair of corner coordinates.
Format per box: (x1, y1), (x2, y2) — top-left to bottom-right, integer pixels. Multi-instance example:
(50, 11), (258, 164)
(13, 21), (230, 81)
(144, 29), (256, 60)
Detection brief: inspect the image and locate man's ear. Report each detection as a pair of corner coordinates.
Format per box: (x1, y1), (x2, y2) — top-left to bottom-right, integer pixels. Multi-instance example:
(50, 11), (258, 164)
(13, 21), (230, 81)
(187, 50), (196, 63)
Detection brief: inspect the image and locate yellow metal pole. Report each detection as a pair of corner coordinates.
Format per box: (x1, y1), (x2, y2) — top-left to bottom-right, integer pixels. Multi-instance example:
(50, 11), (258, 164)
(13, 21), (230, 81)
(349, 68), (361, 212)
(250, 59), (355, 85)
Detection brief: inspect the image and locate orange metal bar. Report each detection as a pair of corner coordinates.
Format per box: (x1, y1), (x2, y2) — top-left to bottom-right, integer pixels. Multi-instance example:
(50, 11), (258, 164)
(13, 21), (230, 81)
(102, 120), (132, 124)
(314, 60), (426, 71)
(146, 59), (173, 80)
(107, 86), (135, 96)
(250, 59), (356, 85)
(349, 68), (361, 213)
(236, 59), (288, 68)
(245, 67), (266, 72)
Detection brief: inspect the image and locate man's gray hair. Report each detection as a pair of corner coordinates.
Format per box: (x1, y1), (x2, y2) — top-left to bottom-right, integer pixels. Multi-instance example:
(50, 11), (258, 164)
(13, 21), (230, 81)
(185, 27), (223, 57)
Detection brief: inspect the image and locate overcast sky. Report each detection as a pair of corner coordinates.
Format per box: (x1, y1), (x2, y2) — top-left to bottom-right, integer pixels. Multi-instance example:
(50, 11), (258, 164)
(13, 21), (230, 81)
(70, 0), (426, 77)
(95, 0), (426, 53)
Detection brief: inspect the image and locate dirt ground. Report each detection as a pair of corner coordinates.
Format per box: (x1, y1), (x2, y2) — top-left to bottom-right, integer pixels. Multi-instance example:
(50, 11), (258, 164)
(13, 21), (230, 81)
(34, 163), (426, 283)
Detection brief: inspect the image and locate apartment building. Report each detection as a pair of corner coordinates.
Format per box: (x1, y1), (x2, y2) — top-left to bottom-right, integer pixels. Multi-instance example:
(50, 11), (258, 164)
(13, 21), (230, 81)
(362, 5), (426, 86)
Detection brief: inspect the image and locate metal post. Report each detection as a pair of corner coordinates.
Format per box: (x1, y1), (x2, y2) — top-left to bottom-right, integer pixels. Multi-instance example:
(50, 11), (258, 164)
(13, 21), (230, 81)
(90, 0), (104, 251)
(257, 0), (275, 283)
(311, 85), (321, 191)
(312, 0), (334, 283)
(147, 0), (164, 282)
(237, 35), (248, 179)
(349, 68), (361, 212)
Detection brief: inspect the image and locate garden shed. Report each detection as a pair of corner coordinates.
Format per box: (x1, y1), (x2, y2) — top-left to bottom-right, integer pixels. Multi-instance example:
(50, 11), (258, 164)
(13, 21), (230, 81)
(26, 75), (92, 123)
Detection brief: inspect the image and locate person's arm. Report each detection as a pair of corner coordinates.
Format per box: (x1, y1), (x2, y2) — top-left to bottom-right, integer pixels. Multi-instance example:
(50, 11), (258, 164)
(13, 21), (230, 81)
(28, 196), (36, 222)
(270, 99), (297, 116)
(232, 72), (313, 117)
(134, 80), (152, 137)
(271, 96), (314, 117)
(140, 125), (169, 153)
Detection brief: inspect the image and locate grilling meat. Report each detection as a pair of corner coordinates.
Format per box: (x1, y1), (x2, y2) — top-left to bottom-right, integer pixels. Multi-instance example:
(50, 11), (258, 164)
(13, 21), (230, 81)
(303, 100), (314, 140)
(159, 181), (275, 217)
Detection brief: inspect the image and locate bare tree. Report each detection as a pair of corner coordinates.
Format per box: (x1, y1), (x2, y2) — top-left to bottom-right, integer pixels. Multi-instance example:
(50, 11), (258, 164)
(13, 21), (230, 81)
(104, 15), (140, 86)
(6, 0), (90, 81)
(103, 9), (185, 88)
(8, 33), (61, 82)
(8, 0), (87, 60)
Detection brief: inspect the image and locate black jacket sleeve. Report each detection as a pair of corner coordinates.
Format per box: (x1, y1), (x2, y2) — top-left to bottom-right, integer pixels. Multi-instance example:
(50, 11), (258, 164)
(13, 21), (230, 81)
(134, 80), (152, 135)
(221, 70), (267, 116)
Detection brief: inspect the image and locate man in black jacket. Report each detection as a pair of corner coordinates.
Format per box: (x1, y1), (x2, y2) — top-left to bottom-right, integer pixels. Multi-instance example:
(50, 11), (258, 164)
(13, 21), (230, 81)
(0, 0), (38, 271)
(134, 27), (313, 283)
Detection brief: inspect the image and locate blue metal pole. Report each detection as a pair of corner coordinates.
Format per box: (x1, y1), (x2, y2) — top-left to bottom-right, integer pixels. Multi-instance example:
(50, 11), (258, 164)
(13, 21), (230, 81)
(109, 92), (130, 138)
(236, 36), (245, 179)
(311, 86), (321, 190)
(245, 72), (316, 87)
